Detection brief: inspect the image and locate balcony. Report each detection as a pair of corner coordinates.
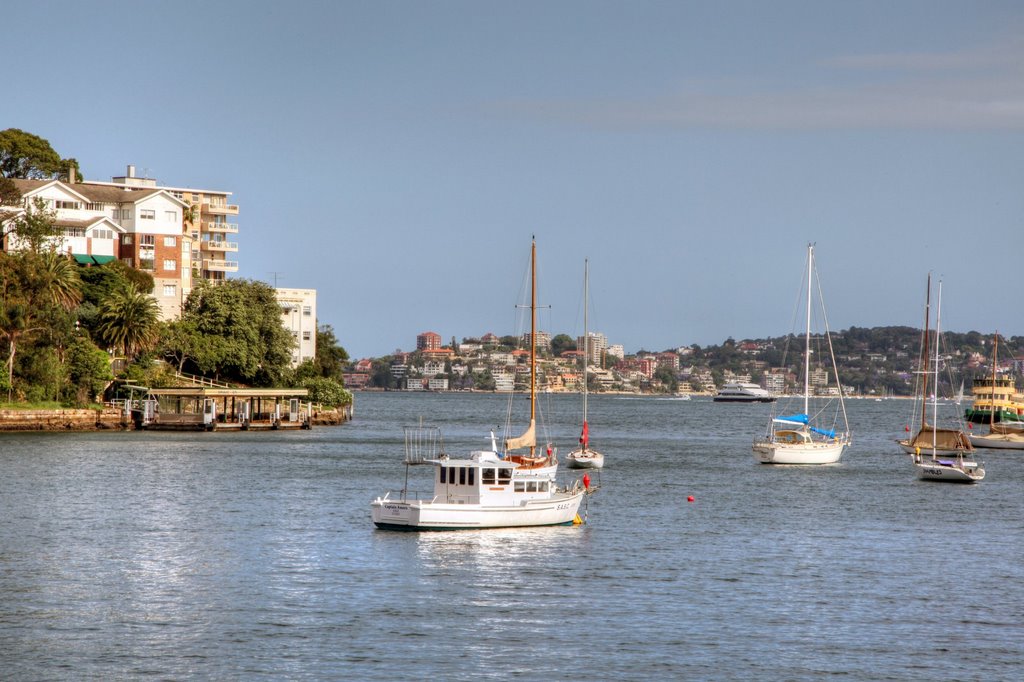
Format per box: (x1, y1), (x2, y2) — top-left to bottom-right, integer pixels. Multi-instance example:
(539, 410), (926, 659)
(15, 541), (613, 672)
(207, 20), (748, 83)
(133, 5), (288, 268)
(202, 259), (239, 272)
(204, 221), (239, 233)
(202, 240), (239, 252)
(201, 203), (239, 215)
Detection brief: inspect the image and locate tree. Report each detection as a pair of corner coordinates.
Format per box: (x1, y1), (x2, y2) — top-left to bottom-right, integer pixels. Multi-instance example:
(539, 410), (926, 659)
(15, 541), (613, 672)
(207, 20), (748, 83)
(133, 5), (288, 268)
(0, 302), (43, 401)
(0, 176), (20, 207)
(302, 376), (352, 406)
(5, 197), (60, 252)
(96, 283), (160, 362)
(179, 279), (294, 386)
(66, 334), (113, 405)
(313, 323), (349, 380)
(0, 129), (75, 180)
(551, 333), (576, 356)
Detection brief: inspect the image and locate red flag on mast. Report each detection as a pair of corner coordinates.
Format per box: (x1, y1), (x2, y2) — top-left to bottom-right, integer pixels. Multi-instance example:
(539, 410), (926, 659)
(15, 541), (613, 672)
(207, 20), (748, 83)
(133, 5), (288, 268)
(579, 420), (589, 447)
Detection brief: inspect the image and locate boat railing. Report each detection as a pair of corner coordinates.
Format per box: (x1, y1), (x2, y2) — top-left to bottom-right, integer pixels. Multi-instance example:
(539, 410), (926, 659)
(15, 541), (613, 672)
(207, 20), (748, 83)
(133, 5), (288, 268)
(382, 489), (435, 502)
(404, 424), (443, 464)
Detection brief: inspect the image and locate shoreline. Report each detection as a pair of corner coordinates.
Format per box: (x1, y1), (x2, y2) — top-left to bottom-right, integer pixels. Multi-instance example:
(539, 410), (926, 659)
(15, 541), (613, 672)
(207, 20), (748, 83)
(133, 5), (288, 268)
(0, 406), (351, 433)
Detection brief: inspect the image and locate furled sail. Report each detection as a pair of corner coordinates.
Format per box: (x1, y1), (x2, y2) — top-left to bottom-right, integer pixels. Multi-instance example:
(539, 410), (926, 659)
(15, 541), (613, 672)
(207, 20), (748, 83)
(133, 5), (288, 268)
(505, 419), (536, 451)
(773, 413), (809, 426)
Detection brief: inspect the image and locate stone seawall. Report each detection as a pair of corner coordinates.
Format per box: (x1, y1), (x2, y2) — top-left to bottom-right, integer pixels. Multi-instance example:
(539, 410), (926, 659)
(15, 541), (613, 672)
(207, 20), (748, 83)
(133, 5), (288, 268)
(0, 408), (129, 432)
(0, 403), (353, 432)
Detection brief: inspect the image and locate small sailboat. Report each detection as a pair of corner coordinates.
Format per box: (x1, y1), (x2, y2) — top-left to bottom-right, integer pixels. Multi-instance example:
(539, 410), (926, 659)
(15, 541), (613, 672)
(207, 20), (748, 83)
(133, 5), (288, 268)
(897, 276), (984, 482)
(968, 333), (1024, 450)
(370, 239), (587, 529)
(753, 244), (850, 465)
(567, 259), (604, 470)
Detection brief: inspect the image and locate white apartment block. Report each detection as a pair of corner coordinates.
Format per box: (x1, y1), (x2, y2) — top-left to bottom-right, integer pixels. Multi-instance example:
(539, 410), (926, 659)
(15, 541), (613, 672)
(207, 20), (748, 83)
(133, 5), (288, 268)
(2, 164), (241, 321)
(277, 288), (317, 368)
(577, 331), (608, 365)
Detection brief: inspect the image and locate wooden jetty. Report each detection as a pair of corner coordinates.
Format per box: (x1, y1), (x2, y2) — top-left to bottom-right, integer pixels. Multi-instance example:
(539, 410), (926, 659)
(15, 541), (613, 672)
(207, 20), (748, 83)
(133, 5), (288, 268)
(133, 387), (312, 431)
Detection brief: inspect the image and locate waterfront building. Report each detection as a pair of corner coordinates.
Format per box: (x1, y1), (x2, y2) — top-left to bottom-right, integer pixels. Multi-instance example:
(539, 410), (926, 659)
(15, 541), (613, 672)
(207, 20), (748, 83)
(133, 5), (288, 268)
(277, 288), (317, 367)
(102, 165), (239, 284)
(577, 331), (607, 365)
(417, 331), (442, 351)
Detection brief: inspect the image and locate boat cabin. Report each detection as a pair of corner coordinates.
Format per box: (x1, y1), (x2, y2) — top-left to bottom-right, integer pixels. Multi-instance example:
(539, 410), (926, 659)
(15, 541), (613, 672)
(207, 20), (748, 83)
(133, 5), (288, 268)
(773, 429), (812, 445)
(429, 451), (555, 506)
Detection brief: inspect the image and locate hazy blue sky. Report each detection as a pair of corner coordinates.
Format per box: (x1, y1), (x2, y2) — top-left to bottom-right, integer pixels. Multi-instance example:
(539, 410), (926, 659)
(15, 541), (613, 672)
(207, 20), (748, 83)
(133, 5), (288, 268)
(8, 1), (1024, 358)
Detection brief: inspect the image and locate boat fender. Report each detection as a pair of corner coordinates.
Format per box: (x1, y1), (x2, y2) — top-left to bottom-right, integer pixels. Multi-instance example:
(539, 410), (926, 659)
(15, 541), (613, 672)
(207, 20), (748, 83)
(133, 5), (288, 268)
(572, 514), (582, 525)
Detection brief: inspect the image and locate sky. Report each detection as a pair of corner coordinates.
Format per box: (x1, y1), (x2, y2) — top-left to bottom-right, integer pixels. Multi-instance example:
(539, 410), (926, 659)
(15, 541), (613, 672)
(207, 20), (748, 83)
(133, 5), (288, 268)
(7, 1), (1024, 359)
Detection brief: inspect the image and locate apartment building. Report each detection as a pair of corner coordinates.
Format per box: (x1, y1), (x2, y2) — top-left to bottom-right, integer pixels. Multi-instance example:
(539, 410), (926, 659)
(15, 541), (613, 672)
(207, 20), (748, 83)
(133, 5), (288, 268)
(417, 331), (442, 351)
(2, 176), (189, 319)
(277, 287), (317, 367)
(103, 165), (239, 284)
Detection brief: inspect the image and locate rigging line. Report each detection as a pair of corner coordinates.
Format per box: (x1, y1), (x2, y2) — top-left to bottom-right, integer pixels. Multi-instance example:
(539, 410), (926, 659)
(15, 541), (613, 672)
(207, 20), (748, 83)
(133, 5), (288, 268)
(813, 254), (849, 434)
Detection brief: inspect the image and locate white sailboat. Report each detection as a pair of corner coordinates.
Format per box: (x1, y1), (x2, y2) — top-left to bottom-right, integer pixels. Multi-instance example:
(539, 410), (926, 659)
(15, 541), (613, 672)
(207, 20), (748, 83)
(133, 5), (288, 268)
(753, 244), (850, 465)
(567, 259), (605, 470)
(371, 239), (587, 530)
(897, 276), (984, 482)
(968, 332), (1024, 450)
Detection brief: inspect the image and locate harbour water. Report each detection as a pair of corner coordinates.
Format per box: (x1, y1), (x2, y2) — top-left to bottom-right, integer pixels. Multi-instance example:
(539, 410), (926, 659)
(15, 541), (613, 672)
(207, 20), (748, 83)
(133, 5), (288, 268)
(2, 392), (1022, 680)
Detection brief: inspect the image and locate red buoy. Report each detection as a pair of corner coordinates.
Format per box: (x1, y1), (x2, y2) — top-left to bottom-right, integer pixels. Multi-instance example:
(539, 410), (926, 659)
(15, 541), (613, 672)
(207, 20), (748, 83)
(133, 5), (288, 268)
(582, 473), (591, 490)
(687, 496), (695, 503)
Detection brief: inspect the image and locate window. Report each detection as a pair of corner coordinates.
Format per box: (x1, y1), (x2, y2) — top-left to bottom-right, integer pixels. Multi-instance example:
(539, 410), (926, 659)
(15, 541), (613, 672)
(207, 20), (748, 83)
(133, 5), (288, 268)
(90, 229), (113, 240)
(86, 203), (103, 211)
(162, 259), (176, 271)
(164, 236), (176, 247)
(122, 235), (133, 245)
(482, 468), (495, 484)
(302, 331), (311, 341)
(140, 235), (155, 246)
(121, 257), (134, 267)
(467, 468), (475, 486)
(539, 482), (548, 492)
(527, 481), (537, 492)
(497, 468), (512, 485)
(139, 249), (155, 271)
(514, 481), (525, 492)
(163, 284), (177, 297)
(438, 467), (446, 483)
(165, 211), (177, 222)
(303, 306), (312, 316)
(63, 227), (85, 238)
(121, 209), (131, 220)
(55, 200), (81, 210)
(140, 209), (155, 220)
(459, 468), (466, 485)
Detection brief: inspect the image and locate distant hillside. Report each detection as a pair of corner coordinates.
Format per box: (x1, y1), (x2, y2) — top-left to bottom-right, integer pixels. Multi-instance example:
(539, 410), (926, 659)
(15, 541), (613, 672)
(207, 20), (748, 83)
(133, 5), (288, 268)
(686, 326), (1022, 396)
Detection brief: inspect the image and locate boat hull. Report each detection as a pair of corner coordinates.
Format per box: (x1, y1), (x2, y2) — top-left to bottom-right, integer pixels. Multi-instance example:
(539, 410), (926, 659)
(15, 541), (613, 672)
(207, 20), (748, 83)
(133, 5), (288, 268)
(714, 396), (776, 403)
(752, 440), (846, 465)
(968, 433), (1024, 450)
(370, 490), (585, 531)
(566, 449), (604, 469)
(914, 461), (985, 483)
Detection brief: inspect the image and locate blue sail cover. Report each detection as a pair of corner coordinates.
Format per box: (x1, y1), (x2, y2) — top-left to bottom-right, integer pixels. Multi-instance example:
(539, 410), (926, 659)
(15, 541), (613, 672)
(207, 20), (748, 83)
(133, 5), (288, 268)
(773, 413), (809, 426)
(810, 426), (837, 439)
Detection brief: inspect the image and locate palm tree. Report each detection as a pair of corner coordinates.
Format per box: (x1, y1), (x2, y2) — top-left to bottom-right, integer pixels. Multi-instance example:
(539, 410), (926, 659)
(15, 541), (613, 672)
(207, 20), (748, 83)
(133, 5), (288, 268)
(38, 251), (82, 310)
(96, 284), (160, 362)
(0, 303), (43, 402)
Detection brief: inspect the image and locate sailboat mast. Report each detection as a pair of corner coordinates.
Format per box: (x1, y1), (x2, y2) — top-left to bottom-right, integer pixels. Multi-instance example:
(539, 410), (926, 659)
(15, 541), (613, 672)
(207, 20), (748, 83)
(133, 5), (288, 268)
(582, 258), (589, 424)
(991, 331), (999, 427)
(921, 274), (931, 429)
(804, 244), (812, 416)
(933, 280), (942, 447)
(530, 238), (536, 457)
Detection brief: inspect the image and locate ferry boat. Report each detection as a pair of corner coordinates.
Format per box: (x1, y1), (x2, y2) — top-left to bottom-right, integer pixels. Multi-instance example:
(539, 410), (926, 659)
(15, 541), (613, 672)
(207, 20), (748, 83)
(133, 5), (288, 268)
(714, 381), (776, 403)
(963, 375), (1024, 424)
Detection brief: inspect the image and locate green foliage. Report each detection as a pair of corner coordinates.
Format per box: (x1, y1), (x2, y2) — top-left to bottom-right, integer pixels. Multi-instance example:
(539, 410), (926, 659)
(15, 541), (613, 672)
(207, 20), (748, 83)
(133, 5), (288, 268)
(0, 129), (68, 179)
(550, 333), (576, 356)
(7, 197), (60, 252)
(178, 279), (294, 386)
(314, 324), (349, 380)
(302, 376), (352, 406)
(96, 283), (160, 361)
(67, 335), (113, 405)
(653, 365), (679, 393)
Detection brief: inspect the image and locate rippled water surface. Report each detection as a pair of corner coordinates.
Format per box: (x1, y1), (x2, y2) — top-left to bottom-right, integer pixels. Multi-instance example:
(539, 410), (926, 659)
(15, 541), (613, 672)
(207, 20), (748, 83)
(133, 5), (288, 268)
(2, 392), (1022, 680)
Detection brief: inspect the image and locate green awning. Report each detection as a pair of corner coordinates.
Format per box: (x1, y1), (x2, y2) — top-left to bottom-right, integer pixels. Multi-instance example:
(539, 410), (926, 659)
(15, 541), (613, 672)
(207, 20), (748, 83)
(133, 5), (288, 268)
(91, 255), (115, 264)
(73, 254), (94, 265)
